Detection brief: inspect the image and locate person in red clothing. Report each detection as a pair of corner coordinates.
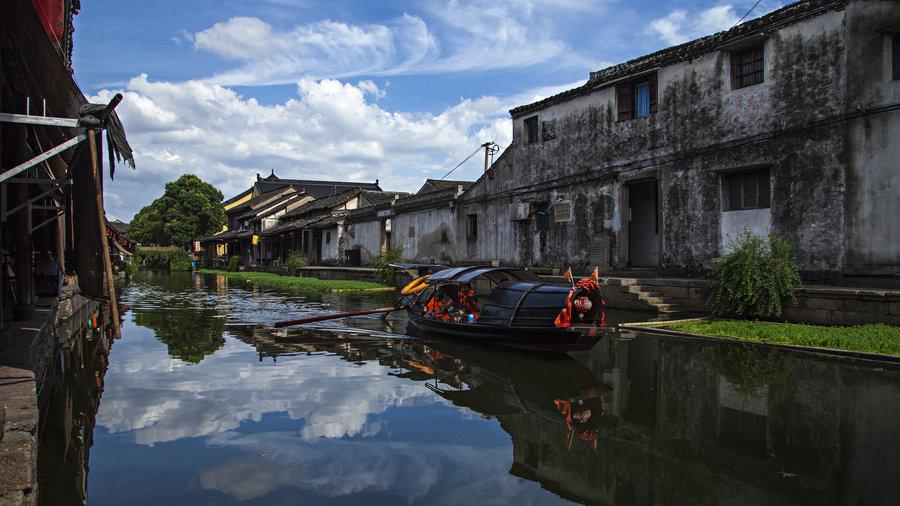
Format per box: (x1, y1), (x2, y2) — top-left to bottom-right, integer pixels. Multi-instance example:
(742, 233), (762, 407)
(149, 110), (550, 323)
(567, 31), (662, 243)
(425, 292), (451, 320)
(457, 285), (479, 320)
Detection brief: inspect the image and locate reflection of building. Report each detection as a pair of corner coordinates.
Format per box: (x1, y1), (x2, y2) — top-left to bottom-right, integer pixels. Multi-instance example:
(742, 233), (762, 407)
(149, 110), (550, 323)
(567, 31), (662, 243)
(248, 330), (900, 506)
(37, 317), (114, 503)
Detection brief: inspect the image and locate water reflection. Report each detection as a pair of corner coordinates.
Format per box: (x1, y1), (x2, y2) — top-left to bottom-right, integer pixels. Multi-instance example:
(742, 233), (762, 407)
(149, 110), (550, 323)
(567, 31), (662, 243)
(39, 273), (900, 505)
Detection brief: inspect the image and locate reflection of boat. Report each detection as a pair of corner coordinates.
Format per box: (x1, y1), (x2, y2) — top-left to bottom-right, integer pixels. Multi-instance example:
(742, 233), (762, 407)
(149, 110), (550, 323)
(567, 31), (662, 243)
(401, 267), (607, 350)
(406, 339), (611, 450)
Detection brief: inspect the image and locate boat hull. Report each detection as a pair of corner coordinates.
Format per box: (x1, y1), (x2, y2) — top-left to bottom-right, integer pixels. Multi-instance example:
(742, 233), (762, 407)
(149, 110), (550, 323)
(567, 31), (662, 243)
(406, 310), (605, 351)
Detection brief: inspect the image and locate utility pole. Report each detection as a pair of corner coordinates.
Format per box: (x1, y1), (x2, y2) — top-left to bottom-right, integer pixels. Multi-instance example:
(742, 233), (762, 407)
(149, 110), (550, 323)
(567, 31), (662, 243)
(481, 142), (499, 172)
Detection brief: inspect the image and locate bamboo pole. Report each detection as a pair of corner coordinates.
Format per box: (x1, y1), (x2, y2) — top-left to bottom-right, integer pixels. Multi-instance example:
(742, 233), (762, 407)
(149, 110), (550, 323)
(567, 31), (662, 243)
(87, 130), (121, 338)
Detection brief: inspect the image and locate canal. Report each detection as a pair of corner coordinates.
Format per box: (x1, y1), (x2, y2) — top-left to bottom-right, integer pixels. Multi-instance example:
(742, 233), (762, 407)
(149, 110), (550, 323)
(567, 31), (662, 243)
(38, 271), (900, 505)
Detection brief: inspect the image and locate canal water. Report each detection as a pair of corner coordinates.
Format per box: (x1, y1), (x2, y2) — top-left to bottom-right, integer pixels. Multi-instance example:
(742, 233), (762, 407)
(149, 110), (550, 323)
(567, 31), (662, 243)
(38, 271), (900, 505)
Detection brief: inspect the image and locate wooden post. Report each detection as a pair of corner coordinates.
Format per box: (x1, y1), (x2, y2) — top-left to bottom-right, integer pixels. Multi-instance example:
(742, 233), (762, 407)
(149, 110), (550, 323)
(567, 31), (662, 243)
(87, 130), (121, 338)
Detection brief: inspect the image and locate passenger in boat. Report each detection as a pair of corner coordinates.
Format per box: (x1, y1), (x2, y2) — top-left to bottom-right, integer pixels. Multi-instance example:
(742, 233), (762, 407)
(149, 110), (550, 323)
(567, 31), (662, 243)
(425, 292), (452, 320)
(457, 285), (479, 320)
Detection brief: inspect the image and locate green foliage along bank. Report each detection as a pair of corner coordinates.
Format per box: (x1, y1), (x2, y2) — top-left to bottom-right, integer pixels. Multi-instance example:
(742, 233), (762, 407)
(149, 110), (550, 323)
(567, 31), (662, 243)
(135, 246), (193, 271)
(662, 319), (900, 356)
(708, 233), (801, 319)
(201, 269), (391, 297)
(128, 174), (225, 246)
(370, 246), (404, 285)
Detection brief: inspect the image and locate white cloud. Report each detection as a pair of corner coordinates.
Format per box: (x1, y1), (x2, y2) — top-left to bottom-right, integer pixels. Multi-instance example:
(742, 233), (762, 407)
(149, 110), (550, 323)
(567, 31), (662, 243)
(190, 0), (607, 86)
(647, 5), (740, 46)
(95, 75), (518, 221)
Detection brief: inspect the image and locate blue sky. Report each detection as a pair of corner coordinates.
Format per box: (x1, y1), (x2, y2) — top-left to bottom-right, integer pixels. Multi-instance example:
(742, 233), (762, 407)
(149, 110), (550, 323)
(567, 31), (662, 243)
(72, 0), (785, 220)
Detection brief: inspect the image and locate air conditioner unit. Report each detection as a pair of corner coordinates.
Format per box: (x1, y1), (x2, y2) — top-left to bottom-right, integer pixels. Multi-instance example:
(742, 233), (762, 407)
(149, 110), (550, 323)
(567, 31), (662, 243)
(509, 203), (530, 221)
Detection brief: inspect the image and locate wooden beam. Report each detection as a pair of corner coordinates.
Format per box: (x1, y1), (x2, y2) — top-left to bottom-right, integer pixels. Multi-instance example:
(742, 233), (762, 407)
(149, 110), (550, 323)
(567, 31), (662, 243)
(88, 130), (121, 338)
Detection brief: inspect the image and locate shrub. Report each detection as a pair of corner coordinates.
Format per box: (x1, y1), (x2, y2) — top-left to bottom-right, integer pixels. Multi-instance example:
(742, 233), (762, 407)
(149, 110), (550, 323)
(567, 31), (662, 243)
(228, 255), (241, 272)
(283, 252), (307, 273)
(708, 233), (801, 318)
(370, 246), (404, 285)
(135, 246), (193, 271)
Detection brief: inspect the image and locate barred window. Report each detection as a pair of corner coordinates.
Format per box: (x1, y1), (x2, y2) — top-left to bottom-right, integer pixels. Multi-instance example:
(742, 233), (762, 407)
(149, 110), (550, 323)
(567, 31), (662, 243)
(731, 44), (765, 89)
(723, 169), (770, 211)
(467, 214), (478, 238)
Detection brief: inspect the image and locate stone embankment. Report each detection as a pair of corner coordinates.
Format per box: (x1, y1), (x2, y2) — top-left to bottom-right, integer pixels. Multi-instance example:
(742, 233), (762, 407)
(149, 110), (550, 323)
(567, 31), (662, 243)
(0, 287), (97, 505)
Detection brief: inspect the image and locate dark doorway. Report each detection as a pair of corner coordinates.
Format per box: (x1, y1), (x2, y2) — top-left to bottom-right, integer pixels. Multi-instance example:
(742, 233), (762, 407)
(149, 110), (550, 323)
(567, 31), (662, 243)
(627, 180), (658, 267)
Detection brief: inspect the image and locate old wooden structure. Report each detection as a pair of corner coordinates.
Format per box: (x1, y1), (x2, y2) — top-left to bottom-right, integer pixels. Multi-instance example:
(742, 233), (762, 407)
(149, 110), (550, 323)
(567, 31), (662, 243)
(0, 0), (134, 330)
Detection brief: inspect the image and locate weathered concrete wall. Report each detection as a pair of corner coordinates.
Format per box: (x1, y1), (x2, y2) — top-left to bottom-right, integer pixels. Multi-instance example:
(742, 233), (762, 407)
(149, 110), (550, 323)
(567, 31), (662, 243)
(458, 2), (897, 278)
(843, 1), (900, 275)
(393, 208), (457, 263)
(344, 220), (383, 264)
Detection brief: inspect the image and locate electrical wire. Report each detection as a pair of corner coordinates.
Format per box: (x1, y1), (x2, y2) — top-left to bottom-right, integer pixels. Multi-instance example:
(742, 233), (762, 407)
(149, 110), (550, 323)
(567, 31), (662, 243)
(439, 145), (483, 180)
(732, 0), (763, 28)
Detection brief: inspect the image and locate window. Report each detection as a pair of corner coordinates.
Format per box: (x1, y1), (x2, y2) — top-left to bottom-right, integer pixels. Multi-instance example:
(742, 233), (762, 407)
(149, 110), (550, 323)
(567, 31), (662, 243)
(616, 74), (657, 121)
(894, 34), (900, 81)
(467, 214), (478, 238)
(325, 231), (331, 244)
(731, 44), (765, 89)
(723, 169), (770, 211)
(524, 116), (539, 144)
(408, 225), (415, 238)
(554, 201), (572, 222)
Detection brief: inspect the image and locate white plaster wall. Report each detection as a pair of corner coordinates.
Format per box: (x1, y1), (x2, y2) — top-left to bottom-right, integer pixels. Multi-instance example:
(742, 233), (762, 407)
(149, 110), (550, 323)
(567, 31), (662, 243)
(321, 226), (339, 260)
(345, 220), (383, 264)
(720, 208), (771, 254)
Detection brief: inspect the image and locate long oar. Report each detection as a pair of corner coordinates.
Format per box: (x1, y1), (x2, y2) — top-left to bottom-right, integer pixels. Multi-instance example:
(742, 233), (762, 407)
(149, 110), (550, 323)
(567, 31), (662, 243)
(273, 307), (399, 328)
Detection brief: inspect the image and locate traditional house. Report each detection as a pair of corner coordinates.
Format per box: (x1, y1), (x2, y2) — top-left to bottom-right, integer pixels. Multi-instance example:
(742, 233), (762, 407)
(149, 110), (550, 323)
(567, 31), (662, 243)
(343, 180), (473, 265)
(263, 189), (406, 265)
(197, 172), (381, 266)
(457, 0), (900, 279)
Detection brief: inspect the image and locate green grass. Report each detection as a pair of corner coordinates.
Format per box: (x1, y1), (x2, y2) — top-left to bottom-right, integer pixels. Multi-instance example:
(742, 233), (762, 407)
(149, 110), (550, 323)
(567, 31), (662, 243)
(201, 269), (392, 296)
(660, 319), (900, 356)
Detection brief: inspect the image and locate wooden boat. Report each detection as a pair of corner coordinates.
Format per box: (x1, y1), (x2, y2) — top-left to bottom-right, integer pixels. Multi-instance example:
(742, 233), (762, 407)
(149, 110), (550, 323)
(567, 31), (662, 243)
(400, 266), (607, 349)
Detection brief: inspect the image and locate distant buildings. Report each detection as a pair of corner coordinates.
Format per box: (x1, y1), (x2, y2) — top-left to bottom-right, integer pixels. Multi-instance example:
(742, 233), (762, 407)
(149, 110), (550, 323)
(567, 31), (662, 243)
(202, 0), (899, 280)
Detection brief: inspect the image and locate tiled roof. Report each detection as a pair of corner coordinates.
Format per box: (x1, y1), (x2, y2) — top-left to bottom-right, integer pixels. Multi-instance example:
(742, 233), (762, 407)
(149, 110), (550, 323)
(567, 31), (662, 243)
(235, 190), (304, 220)
(262, 215), (329, 236)
(417, 179), (473, 194)
(254, 176), (381, 198)
(108, 219), (129, 234)
(198, 228), (252, 243)
(509, 0), (847, 118)
(281, 189), (361, 219)
(362, 190), (408, 205)
(394, 186), (460, 211)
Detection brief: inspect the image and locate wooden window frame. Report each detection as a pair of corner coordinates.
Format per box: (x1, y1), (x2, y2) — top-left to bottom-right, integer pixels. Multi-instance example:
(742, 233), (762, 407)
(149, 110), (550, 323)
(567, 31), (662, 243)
(722, 168), (771, 211)
(616, 73), (658, 121)
(731, 43), (765, 89)
(467, 213), (478, 239)
(524, 116), (539, 144)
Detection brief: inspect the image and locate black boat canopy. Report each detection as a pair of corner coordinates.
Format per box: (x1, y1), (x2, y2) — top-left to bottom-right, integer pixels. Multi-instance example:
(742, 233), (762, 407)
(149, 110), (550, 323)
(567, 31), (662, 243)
(477, 282), (571, 327)
(427, 266), (542, 284)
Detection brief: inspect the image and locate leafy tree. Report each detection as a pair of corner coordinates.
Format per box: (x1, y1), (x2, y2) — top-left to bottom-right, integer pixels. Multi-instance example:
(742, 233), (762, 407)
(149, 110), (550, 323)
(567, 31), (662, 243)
(128, 174), (225, 246)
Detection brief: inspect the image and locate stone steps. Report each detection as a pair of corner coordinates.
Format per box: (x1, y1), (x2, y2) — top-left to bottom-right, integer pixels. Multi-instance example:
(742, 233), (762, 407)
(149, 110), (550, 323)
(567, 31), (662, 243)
(603, 277), (684, 314)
